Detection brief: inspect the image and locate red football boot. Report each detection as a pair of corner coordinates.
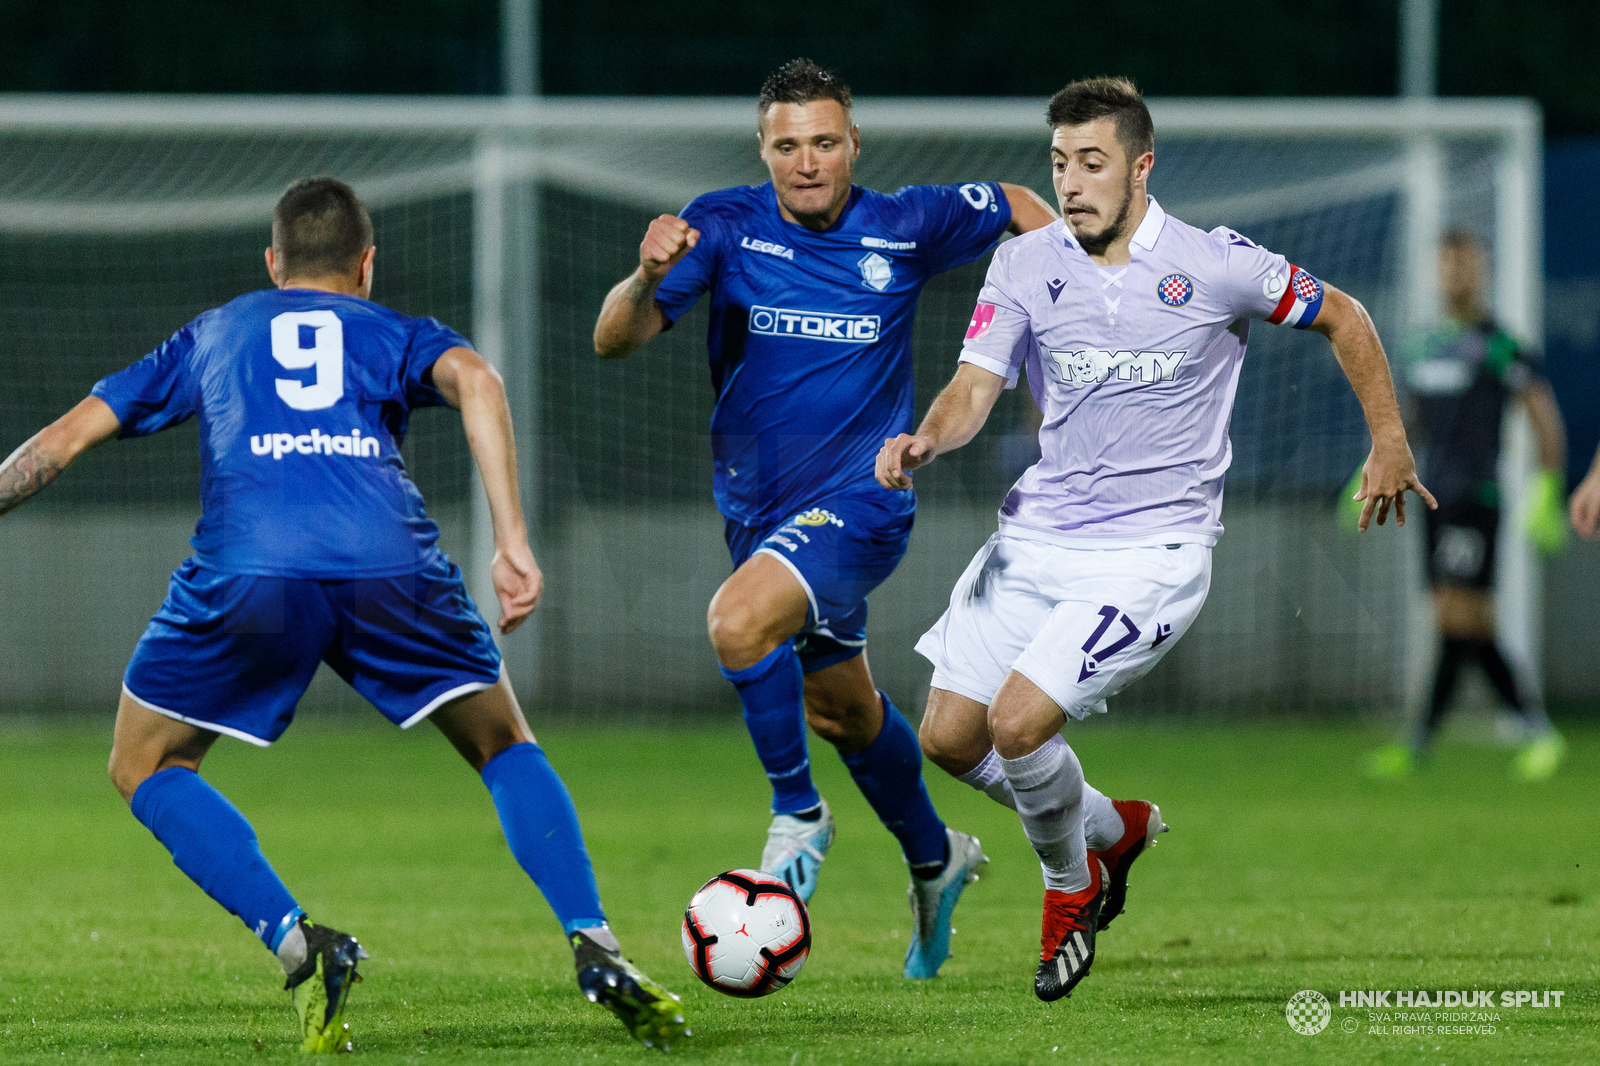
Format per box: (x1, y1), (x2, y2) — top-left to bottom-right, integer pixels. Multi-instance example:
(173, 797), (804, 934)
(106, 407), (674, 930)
(1089, 799), (1167, 932)
(1034, 857), (1105, 1002)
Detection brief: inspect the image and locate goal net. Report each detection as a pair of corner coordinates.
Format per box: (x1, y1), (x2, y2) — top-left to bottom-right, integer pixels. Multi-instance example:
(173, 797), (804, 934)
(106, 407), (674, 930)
(0, 95), (1540, 723)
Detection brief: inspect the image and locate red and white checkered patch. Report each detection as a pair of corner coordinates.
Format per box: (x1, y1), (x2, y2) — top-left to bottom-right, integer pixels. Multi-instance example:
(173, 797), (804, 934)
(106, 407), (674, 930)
(1157, 273), (1193, 307)
(1292, 270), (1322, 303)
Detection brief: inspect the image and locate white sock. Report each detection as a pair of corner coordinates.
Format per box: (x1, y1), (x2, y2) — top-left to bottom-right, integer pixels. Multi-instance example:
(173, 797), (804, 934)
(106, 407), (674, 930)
(275, 922), (308, 975)
(1081, 784), (1122, 852)
(954, 748), (1017, 810)
(999, 735), (1089, 893)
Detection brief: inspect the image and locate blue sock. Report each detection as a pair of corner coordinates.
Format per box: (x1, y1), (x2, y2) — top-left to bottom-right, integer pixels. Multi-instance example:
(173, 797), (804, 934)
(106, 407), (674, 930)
(481, 742), (607, 936)
(129, 767), (301, 950)
(840, 693), (948, 868)
(722, 642), (820, 814)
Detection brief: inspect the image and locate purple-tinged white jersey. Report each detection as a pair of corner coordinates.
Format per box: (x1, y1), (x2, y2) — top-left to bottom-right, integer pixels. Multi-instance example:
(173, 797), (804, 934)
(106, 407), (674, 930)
(958, 198), (1325, 546)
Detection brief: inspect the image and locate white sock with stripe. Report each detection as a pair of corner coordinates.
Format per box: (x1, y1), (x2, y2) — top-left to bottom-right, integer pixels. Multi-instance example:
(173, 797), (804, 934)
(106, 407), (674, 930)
(999, 735), (1090, 893)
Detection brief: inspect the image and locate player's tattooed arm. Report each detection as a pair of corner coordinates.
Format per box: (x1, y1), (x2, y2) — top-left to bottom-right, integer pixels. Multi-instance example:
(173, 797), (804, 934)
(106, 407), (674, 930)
(0, 442), (62, 515)
(877, 362), (1008, 489)
(1308, 285), (1437, 531)
(0, 396), (121, 517)
(999, 183), (1059, 235)
(593, 214), (700, 359)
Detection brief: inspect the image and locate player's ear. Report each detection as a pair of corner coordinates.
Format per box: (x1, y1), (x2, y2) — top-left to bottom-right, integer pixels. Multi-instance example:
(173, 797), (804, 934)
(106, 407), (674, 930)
(1133, 150), (1154, 185)
(357, 246), (376, 294)
(264, 247), (280, 287)
(850, 124), (861, 161)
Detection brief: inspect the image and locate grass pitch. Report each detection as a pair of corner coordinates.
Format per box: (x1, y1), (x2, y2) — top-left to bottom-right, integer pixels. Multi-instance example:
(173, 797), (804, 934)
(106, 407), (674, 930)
(1, 714), (1595, 1065)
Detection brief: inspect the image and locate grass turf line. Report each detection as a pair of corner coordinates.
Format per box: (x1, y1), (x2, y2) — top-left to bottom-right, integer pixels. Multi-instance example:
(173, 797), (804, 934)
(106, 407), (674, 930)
(0, 717), (1594, 1064)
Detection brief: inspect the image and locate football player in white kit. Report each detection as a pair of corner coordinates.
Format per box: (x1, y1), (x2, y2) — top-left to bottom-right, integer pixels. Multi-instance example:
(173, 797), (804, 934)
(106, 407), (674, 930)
(876, 77), (1436, 1002)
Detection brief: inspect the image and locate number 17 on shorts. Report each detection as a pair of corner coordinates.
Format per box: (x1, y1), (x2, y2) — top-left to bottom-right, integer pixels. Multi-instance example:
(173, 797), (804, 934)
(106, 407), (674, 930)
(915, 533), (1213, 719)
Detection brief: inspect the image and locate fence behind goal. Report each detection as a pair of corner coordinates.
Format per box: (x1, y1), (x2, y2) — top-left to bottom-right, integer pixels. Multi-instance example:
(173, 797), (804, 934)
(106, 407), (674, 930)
(0, 95), (1541, 722)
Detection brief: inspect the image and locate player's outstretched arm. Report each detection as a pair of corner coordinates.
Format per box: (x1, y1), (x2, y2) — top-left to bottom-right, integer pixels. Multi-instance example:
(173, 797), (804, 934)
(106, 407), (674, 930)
(0, 397), (121, 517)
(592, 214), (701, 359)
(1308, 285), (1437, 531)
(431, 346), (542, 634)
(877, 362), (1009, 489)
(999, 183), (1059, 235)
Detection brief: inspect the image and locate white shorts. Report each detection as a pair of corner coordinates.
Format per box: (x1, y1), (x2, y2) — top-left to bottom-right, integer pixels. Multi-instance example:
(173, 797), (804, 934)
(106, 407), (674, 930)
(915, 531), (1211, 719)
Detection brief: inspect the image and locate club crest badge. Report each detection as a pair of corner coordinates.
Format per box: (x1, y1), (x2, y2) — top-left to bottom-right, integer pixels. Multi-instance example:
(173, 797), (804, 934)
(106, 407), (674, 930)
(857, 251), (893, 292)
(793, 508), (844, 528)
(1157, 273), (1193, 307)
(1292, 270), (1323, 303)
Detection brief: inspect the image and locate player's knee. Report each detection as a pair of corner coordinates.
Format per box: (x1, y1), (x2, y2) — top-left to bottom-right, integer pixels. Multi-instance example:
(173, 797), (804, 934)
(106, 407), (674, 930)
(987, 699), (1054, 760)
(918, 719), (975, 776)
(707, 597), (775, 669)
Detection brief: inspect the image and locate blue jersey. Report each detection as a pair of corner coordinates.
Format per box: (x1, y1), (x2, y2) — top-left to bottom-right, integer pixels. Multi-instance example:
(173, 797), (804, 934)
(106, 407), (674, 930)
(653, 180), (1011, 526)
(91, 288), (470, 579)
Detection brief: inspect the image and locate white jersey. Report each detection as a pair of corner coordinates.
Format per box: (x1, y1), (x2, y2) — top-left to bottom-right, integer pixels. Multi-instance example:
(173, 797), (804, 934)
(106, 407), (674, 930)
(958, 197), (1326, 547)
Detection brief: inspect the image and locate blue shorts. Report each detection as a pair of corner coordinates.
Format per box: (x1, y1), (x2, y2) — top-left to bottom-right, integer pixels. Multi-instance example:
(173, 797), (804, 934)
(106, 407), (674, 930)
(123, 554), (502, 746)
(726, 482), (915, 674)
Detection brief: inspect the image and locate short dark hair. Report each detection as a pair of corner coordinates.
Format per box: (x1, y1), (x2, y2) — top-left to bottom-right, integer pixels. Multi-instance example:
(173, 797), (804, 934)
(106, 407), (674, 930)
(1046, 77), (1154, 161)
(272, 177), (373, 279)
(1442, 228), (1481, 251)
(757, 57), (852, 119)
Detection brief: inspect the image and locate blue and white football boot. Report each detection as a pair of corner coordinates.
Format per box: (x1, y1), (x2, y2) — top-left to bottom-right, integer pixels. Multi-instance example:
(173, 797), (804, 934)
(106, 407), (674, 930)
(904, 828), (989, 979)
(759, 799), (834, 904)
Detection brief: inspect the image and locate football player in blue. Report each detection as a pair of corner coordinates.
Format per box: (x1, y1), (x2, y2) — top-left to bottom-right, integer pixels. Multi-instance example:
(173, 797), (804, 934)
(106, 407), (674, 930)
(0, 179), (687, 1053)
(593, 58), (1058, 978)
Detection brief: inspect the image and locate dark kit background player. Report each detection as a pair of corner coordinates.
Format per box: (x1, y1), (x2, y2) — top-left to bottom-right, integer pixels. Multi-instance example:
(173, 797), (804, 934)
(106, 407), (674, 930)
(0, 178), (687, 1052)
(592, 58), (1058, 978)
(1365, 230), (1568, 781)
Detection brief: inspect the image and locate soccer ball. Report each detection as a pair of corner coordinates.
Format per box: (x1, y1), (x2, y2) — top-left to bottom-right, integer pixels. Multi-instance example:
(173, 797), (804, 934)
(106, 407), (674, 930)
(680, 869), (811, 998)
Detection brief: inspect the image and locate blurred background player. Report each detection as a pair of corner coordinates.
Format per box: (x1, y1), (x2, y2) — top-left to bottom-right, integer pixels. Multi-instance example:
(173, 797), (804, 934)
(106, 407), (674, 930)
(1364, 231), (1569, 781)
(0, 178), (687, 1053)
(878, 77), (1434, 1001)
(591, 58), (1058, 978)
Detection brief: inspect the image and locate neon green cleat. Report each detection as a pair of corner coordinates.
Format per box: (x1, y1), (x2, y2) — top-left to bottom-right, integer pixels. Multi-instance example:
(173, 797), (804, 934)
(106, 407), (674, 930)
(1364, 742), (1417, 779)
(572, 928), (689, 1052)
(285, 920), (367, 1054)
(1513, 731), (1567, 782)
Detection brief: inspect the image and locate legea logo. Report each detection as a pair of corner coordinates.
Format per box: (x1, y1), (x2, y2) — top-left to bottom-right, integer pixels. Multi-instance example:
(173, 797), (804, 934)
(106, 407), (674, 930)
(749, 305), (880, 343)
(1046, 348), (1189, 388)
(250, 428), (381, 460)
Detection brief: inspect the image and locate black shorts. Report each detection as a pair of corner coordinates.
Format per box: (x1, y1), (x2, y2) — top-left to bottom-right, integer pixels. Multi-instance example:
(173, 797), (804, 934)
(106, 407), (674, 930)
(1424, 501), (1499, 590)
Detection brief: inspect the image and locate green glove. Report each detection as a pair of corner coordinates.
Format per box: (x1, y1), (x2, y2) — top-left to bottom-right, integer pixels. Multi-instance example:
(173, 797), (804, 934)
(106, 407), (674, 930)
(1521, 469), (1569, 555)
(1337, 465), (1366, 534)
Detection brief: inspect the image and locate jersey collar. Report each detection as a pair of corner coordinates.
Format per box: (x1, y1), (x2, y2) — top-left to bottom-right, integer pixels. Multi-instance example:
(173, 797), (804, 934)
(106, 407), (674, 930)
(1057, 195), (1167, 256)
(1128, 196), (1167, 254)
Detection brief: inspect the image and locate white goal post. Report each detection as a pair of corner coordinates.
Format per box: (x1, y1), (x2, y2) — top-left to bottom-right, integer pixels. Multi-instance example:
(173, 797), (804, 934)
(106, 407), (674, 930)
(0, 94), (1542, 717)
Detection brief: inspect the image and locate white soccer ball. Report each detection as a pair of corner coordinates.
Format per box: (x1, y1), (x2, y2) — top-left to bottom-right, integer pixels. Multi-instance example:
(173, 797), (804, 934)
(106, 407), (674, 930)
(680, 869), (811, 997)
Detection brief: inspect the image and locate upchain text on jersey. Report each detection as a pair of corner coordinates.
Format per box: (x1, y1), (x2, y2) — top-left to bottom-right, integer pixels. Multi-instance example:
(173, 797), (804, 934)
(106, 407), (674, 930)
(653, 180), (1012, 525)
(958, 197), (1326, 547)
(91, 288), (470, 578)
